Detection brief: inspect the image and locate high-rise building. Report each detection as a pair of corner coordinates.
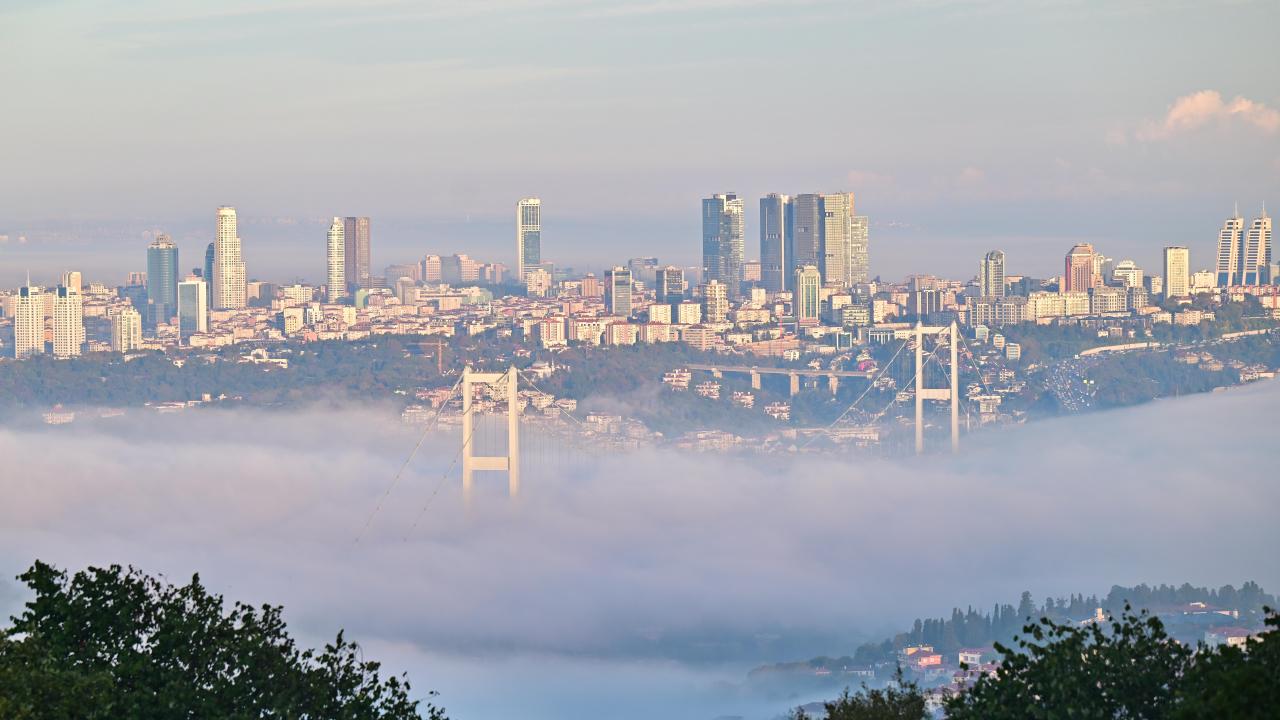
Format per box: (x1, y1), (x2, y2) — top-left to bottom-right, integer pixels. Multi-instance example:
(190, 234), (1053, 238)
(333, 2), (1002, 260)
(13, 284), (44, 358)
(1216, 210), (1246, 287)
(759, 193), (790, 293)
(517, 198), (542, 280)
(701, 193), (745, 298)
(627, 257), (660, 287)
(605, 266), (633, 316)
(111, 306), (143, 352)
(61, 271), (82, 294)
(203, 242), (215, 284)
(849, 214), (870, 285)
(1112, 260), (1142, 289)
(1243, 209), (1272, 286)
(980, 250), (1006, 298)
(1063, 243), (1096, 293)
(178, 278), (209, 338)
(1163, 246), (1190, 298)
(702, 279), (728, 323)
(342, 216), (371, 292)
(656, 266), (684, 305)
(790, 194), (823, 277)
(52, 285), (84, 357)
(326, 217), (346, 302)
(213, 206), (246, 309)
(146, 234), (179, 327)
(820, 192), (855, 286)
(421, 254), (442, 283)
(794, 264), (821, 326)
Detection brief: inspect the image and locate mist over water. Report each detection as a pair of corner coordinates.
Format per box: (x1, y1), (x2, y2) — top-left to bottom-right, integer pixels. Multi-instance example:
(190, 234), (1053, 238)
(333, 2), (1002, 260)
(3, 380), (1279, 719)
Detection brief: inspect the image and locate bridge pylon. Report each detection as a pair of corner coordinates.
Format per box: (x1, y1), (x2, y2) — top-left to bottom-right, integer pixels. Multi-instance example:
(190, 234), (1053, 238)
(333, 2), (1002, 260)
(461, 365), (520, 503)
(914, 321), (960, 454)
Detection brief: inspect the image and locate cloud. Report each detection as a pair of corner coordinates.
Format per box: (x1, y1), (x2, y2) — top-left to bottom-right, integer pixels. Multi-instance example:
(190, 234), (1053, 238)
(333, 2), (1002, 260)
(1135, 90), (1280, 141)
(1, 381), (1279, 718)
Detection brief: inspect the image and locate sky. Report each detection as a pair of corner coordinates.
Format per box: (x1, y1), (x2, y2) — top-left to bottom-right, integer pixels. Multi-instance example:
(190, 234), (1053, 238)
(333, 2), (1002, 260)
(3, 379), (1279, 719)
(0, 0), (1278, 285)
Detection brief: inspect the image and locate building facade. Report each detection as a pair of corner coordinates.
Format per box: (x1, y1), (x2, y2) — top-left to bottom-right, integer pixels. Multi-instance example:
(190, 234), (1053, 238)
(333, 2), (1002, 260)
(178, 278), (209, 338)
(342, 216), (371, 292)
(759, 193), (790, 293)
(605, 266), (632, 316)
(52, 285), (84, 357)
(795, 264), (821, 326)
(213, 206), (247, 309)
(702, 193), (745, 298)
(517, 197), (541, 281)
(13, 285), (44, 358)
(1063, 243), (1096, 293)
(111, 306), (143, 352)
(146, 235), (179, 328)
(980, 250), (1006, 298)
(1163, 246), (1190, 298)
(326, 217), (346, 302)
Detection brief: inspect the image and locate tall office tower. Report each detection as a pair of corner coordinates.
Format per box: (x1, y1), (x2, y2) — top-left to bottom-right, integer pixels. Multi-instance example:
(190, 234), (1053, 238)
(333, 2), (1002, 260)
(701, 193), (745, 298)
(702, 279), (728, 323)
(178, 278), (209, 338)
(604, 266), (633, 316)
(326, 217), (346, 302)
(1112, 260), (1142, 288)
(1242, 209), (1272, 286)
(1163, 246), (1190, 298)
(656, 265), (684, 305)
(421, 254), (442, 282)
(1063, 243), (1096, 292)
(980, 250), (1006, 298)
(202, 240), (215, 304)
(759, 193), (791, 293)
(213, 206), (247, 309)
(52, 285), (84, 357)
(146, 235), (179, 327)
(61, 270), (82, 294)
(111, 307), (143, 352)
(517, 198), (542, 280)
(820, 192), (855, 286)
(1215, 210), (1246, 286)
(13, 284), (44, 358)
(790, 194), (823, 279)
(794, 265), (821, 326)
(849, 214), (870, 284)
(341, 216), (371, 292)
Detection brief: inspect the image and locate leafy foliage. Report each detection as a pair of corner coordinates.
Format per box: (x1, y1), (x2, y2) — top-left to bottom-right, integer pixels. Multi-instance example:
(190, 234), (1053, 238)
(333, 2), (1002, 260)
(791, 668), (928, 720)
(0, 561), (445, 720)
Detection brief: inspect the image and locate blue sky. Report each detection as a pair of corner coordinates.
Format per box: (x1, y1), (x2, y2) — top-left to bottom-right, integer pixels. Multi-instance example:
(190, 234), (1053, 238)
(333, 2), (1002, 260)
(1, 0), (1277, 283)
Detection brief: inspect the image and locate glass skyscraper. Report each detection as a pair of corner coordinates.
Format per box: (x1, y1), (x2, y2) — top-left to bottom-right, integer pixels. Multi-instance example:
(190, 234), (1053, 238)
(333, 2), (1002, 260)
(759, 194), (790, 293)
(146, 235), (179, 327)
(701, 193), (744, 299)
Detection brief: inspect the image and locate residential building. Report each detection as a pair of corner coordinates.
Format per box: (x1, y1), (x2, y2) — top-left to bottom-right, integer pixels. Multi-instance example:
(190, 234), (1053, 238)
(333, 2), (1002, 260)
(421, 254), (442, 282)
(111, 306), (143, 352)
(980, 250), (1006, 298)
(326, 217), (346, 302)
(1063, 243), (1096, 293)
(675, 301), (702, 325)
(213, 206), (247, 309)
(702, 279), (728, 323)
(795, 264), (821, 326)
(342, 216), (371, 292)
(13, 284), (44, 358)
(52, 285), (84, 357)
(1112, 260), (1142, 289)
(702, 193), (745, 298)
(1164, 246), (1190, 298)
(517, 197), (541, 280)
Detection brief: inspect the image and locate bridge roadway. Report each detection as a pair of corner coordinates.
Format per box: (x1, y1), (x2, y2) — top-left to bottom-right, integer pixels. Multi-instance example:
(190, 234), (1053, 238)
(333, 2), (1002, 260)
(686, 364), (875, 395)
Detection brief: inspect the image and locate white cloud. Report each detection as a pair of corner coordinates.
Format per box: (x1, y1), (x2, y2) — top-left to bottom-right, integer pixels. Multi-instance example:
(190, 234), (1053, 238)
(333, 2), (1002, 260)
(1136, 90), (1280, 141)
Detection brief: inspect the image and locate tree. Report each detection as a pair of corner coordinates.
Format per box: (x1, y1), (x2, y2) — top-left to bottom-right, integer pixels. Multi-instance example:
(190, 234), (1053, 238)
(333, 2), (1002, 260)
(0, 561), (446, 720)
(790, 669), (928, 720)
(946, 605), (1190, 720)
(1171, 609), (1280, 719)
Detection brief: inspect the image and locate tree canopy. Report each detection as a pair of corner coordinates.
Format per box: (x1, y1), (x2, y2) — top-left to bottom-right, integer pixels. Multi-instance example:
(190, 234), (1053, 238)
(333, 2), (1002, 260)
(0, 561), (445, 720)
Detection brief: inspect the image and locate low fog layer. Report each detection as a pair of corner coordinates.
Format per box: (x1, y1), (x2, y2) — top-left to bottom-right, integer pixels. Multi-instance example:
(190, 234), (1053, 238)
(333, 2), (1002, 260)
(3, 381), (1278, 718)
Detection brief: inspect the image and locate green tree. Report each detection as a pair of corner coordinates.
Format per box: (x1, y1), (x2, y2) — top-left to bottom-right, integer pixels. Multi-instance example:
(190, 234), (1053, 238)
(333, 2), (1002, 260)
(1171, 610), (1280, 719)
(947, 605), (1190, 719)
(0, 561), (446, 720)
(790, 668), (928, 720)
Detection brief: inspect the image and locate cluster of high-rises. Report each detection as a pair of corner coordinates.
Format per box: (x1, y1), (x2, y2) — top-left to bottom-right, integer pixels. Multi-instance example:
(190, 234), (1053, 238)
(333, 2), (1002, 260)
(706, 192), (870, 300)
(1215, 206), (1273, 287)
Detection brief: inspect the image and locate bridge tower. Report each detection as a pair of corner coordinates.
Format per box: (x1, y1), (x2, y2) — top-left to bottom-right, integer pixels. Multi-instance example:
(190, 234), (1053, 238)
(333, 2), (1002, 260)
(914, 321), (960, 454)
(461, 365), (520, 502)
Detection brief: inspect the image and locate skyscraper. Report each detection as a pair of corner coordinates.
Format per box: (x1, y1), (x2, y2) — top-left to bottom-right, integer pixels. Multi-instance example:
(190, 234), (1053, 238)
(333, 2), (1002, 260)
(702, 280), (728, 323)
(980, 250), (1006, 298)
(213, 206), (246, 309)
(178, 278), (209, 338)
(1063, 243), (1096, 293)
(701, 193), (745, 298)
(146, 234), (179, 327)
(849, 214), (870, 285)
(204, 242), (215, 284)
(342, 216), (371, 292)
(1163, 246), (1190, 298)
(790, 194), (823, 277)
(52, 285), (84, 358)
(326, 218), (346, 302)
(1215, 210), (1246, 287)
(759, 193), (790, 293)
(656, 266), (684, 305)
(794, 265), (821, 326)
(13, 284), (44, 358)
(820, 192), (855, 286)
(111, 307), (143, 352)
(1242, 209), (1272, 286)
(517, 198), (542, 281)
(605, 266), (633, 317)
